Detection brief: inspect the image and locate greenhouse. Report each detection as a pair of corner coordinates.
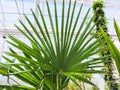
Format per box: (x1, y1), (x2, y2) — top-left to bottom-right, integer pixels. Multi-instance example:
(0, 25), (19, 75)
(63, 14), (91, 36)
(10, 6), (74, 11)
(0, 0), (120, 90)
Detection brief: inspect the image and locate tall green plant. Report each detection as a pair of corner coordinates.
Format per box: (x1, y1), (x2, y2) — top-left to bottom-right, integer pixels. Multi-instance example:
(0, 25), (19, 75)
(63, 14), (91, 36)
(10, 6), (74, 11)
(0, 0), (106, 90)
(101, 19), (120, 74)
(92, 0), (118, 89)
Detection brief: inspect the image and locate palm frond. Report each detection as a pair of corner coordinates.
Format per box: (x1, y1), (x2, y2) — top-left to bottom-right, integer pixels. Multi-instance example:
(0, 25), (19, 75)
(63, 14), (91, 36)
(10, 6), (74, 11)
(1, 0), (107, 89)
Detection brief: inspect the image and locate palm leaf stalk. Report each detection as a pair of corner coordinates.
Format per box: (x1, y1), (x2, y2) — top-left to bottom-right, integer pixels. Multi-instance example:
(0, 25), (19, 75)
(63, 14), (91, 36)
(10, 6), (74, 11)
(92, 0), (118, 89)
(0, 0), (107, 90)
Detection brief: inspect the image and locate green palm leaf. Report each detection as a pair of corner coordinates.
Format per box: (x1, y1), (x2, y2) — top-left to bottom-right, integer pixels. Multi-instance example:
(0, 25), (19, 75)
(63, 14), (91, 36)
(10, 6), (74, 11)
(1, 0), (106, 90)
(0, 85), (35, 90)
(101, 20), (120, 74)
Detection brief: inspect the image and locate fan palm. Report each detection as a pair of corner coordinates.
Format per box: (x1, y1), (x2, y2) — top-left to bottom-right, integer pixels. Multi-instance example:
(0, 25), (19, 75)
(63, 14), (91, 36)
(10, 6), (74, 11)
(0, 0), (107, 90)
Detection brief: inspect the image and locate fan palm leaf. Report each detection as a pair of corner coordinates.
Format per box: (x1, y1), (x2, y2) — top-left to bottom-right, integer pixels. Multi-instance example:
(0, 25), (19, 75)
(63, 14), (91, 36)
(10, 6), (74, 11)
(1, 0), (107, 90)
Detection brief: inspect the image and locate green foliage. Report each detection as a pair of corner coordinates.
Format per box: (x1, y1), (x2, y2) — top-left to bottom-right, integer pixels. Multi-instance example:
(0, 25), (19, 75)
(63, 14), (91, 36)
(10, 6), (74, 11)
(92, 1), (104, 21)
(0, 85), (35, 90)
(101, 20), (120, 74)
(92, 0), (107, 37)
(92, 0), (104, 9)
(92, 0), (119, 90)
(68, 82), (79, 90)
(0, 0), (107, 90)
(91, 86), (99, 90)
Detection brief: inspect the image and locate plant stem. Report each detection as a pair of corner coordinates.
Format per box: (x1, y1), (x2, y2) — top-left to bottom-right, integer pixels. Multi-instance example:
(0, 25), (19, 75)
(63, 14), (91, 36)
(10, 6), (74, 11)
(56, 73), (59, 90)
(56, 73), (62, 90)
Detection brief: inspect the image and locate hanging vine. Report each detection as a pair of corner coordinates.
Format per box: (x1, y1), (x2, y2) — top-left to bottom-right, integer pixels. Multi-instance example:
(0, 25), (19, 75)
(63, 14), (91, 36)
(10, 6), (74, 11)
(92, 0), (119, 90)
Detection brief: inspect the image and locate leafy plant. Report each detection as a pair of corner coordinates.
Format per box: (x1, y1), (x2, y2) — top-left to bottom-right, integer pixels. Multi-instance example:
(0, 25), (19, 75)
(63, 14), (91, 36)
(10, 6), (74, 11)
(92, 0), (118, 89)
(101, 19), (120, 74)
(0, 0), (107, 90)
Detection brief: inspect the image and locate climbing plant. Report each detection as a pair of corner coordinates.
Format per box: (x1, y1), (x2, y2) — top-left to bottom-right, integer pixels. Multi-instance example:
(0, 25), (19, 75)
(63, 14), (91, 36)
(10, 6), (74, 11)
(92, 0), (119, 90)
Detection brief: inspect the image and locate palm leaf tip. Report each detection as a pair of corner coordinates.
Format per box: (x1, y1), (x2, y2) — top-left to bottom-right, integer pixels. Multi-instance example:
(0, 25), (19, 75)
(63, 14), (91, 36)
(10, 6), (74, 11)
(114, 19), (120, 41)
